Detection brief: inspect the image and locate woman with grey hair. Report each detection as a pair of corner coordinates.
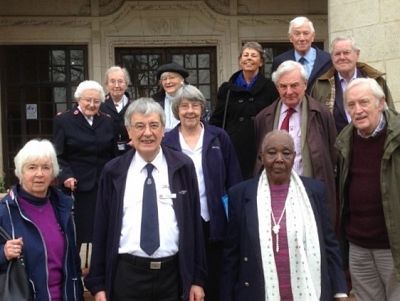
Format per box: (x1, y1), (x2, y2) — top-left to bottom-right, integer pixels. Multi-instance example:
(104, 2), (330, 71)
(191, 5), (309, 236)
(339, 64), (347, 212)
(0, 139), (84, 301)
(163, 84), (242, 301)
(53, 80), (116, 249)
(209, 41), (278, 180)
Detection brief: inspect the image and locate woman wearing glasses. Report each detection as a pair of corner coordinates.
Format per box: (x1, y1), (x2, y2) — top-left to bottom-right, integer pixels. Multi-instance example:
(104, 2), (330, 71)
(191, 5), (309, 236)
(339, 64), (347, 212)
(53, 80), (116, 249)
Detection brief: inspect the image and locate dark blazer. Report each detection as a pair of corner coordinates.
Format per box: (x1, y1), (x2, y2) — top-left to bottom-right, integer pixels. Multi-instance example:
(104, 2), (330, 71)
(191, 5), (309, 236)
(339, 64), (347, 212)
(220, 176), (347, 301)
(84, 146), (207, 301)
(163, 122), (242, 241)
(100, 93), (131, 155)
(209, 70), (278, 180)
(53, 106), (116, 191)
(272, 46), (332, 93)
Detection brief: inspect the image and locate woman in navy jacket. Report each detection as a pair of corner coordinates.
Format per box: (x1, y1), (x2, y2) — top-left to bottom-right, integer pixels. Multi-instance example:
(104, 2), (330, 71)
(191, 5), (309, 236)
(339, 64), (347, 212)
(163, 84), (242, 300)
(0, 139), (83, 301)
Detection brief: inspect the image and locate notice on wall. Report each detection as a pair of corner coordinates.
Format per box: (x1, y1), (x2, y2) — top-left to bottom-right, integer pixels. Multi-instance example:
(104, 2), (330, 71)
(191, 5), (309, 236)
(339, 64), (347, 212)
(26, 104), (38, 120)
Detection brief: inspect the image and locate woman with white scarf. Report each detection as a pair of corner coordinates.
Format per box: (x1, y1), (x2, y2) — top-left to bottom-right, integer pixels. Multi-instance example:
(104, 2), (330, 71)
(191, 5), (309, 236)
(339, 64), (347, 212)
(220, 130), (348, 301)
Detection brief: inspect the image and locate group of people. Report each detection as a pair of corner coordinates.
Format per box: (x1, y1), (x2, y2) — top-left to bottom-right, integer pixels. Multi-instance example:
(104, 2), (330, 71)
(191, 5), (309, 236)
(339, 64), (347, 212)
(0, 14), (398, 301)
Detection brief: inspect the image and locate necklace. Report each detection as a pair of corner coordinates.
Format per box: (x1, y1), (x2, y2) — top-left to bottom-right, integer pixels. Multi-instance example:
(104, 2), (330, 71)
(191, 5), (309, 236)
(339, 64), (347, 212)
(271, 201), (287, 253)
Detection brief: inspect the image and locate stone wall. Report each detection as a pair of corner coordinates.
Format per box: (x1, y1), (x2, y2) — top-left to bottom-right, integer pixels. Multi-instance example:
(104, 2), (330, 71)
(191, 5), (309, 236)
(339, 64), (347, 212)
(329, 0), (400, 107)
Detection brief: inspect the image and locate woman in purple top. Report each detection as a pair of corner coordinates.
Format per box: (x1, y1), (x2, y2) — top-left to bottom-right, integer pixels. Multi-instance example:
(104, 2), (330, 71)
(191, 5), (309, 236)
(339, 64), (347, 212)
(0, 139), (83, 301)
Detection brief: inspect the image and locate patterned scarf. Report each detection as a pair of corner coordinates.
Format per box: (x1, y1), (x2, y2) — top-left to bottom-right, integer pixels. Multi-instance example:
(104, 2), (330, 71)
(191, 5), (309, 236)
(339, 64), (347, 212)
(257, 170), (321, 300)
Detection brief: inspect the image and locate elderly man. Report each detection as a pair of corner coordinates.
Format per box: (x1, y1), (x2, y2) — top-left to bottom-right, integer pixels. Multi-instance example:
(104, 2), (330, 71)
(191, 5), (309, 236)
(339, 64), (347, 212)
(100, 66), (132, 154)
(311, 36), (394, 133)
(221, 130), (347, 301)
(255, 60), (337, 225)
(336, 78), (400, 301)
(85, 98), (206, 301)
(272, 16), (332, 93)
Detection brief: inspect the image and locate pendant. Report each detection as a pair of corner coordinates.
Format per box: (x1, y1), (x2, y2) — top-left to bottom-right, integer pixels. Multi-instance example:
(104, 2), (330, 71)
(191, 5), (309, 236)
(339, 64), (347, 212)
(272, 224), (280, 235)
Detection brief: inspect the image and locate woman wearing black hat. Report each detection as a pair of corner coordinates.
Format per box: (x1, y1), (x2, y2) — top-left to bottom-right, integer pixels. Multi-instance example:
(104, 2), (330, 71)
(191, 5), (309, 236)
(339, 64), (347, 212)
(209, 42), (279, 180)
(152, 62), (189, 131)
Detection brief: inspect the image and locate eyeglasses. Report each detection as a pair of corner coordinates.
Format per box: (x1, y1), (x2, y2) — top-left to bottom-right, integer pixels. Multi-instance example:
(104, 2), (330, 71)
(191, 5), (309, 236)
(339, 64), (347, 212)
(160, 75), (179, 82)
(108, 79), (126, 86)
(131, 122), (162, 132)
(179, 102), (202, 111)
(80, 97), (101, 106)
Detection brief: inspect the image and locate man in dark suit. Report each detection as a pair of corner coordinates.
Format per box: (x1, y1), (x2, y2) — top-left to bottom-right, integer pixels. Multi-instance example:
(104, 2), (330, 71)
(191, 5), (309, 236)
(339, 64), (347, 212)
(272, 16), (332, 93)
(100, 66), (132, 155)
(85, 98), (206, 301)
(220, 130), (347, 301)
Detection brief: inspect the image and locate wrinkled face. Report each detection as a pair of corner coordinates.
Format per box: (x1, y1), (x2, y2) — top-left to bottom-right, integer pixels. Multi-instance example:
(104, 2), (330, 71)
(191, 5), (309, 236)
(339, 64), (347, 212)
(262, 133), (295, 185)
(127, 112), (164, 161)
(178, 99), (203, 129)
(106, 70), (127, 101)
(289, 23), (315, 55)
(239, 48), (263, 74)
(276, 69), (307, 108)
(21, 157), (54, 198)
(331, 40), (359, 76)
(345, 85), (384, 136)
(160, 72), (184, 96)
(78, 89), (101, 117)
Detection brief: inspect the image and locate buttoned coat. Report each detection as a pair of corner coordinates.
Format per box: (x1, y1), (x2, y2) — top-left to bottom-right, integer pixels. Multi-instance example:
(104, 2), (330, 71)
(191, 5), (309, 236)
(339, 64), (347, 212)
(100, 93), (131, 155)
(254, 96), (337, 225)
(272, 46), (332, 94)
(84, 146), (207, 301)
(209, 70), (278, 180)
(220, 176), (347, 301)
(163, 122), (242, 241)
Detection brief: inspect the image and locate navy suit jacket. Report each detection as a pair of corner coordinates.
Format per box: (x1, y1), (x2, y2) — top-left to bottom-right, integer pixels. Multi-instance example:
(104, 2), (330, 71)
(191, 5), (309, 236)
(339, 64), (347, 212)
(84, 146), (207, 300)
(272, 46), (332, 93)
(220, 176), (346, 301)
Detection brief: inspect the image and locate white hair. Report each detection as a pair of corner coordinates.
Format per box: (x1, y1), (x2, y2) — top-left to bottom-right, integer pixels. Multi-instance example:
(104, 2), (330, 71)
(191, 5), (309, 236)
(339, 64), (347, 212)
(74, 80), (105, 102)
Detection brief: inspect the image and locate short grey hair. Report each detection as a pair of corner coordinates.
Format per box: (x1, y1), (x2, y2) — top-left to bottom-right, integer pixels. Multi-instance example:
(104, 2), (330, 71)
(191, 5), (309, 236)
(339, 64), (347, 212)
(288, 16), (315, 35)
(344, 78), (387, 110)
(14, 139), (59, 181)
(74, 80), (105, 102)
(330, 36), (360, 53)
(239, 41), (266, 64)
(171, 85), (206, 120)
(124, 97), (166, 127)
(262, 130), (295, 153)
(104, 66), (131, 85)
(271, 60), (307, 86)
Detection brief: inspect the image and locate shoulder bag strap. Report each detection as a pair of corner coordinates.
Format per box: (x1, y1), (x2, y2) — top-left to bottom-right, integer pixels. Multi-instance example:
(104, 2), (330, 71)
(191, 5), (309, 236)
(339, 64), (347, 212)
(5, 200), (16, 239)
(221, 89), (231, 130)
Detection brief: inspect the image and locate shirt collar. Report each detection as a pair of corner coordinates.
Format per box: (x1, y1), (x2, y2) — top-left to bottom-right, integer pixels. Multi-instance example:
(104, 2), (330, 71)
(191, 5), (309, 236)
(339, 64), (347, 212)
(294, 47), (316, 62)
(134, 147), (164, 172)
(338, 68), (358, 83)
(357, 112), (386, 138)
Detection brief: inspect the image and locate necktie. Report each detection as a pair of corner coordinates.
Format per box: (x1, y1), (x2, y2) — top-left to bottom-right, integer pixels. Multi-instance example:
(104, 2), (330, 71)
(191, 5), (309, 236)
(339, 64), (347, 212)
(280, 108), (295, 131)
(140, 163), (160, 255)
(298, 57), (306, 65)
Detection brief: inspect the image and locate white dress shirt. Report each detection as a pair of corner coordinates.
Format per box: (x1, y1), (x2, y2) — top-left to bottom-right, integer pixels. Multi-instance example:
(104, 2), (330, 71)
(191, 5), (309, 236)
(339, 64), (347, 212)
(294, 47), (316, 80)
(278, 103), (303, 175)
(338, 69), (358, 122)
(119, 149), (179, 258)
(179, 125), (210, 221)
(164, 94), (180, 131)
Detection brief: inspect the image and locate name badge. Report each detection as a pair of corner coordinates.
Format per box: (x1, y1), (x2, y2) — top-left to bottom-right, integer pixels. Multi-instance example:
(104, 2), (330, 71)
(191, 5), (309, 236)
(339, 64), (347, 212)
(160, 193), (176, 199)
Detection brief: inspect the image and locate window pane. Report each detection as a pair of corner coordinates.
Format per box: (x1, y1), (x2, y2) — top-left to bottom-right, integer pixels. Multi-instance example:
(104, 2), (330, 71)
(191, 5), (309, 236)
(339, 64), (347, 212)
(172, 55), (184, 66)
(199, 70), (210, 84)
(187, 69), (197, 84)
(185, 54), (197, 68)
(52, 67), (66, 82)
(71, 66), (84, 82)
(199, 85), (210, 99)
(52, 50), (65, 65)
(70, 49), (84, 65)
(53, 87), (66, 103)
(198, 54), (210, 68)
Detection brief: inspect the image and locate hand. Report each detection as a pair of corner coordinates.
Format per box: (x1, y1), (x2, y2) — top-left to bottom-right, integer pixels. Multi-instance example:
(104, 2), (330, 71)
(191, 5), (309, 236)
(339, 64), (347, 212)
(188, 285), (204, 301)
(64, 177), (77, 191)
(94, 291), (107, 301)
(3, 237), (23, 261)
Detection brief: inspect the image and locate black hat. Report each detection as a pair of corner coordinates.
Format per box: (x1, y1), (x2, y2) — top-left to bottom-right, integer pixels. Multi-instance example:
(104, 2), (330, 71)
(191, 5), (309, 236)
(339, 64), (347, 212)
(156, 62), (189, 80)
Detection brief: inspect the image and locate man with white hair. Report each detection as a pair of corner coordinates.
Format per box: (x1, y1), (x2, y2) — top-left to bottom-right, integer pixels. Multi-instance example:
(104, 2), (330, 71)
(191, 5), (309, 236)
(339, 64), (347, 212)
(311, 36), (394, 133)
(336, 78), (400, 301)
(272, 16), (332, 93)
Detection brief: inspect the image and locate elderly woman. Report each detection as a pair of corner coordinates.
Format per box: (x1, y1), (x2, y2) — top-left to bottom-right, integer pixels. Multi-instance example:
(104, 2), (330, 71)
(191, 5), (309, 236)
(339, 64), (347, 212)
(152, 62), (189, 131)
(100, 66), (132, 155)
(53, 80), (116, 247)
(163, 84), (242, 300)
(220, 130), (348, 301)
(209, 41), (278, 180)
(0, 139), (83, 301)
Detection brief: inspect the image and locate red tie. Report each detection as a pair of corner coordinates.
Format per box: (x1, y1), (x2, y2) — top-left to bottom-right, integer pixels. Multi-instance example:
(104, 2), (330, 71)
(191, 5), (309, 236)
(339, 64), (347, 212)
(280, 108), (295, 131)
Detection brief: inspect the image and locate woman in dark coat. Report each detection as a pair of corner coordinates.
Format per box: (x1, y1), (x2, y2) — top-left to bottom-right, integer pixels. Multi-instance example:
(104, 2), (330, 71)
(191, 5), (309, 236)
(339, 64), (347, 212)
(53, 80), (116, 247)
(209, 41), (278, 179)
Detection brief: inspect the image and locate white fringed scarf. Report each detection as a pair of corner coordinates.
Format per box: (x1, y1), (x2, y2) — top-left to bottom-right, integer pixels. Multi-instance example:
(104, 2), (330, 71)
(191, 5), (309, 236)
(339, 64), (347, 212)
(257, 170), (321, 301)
